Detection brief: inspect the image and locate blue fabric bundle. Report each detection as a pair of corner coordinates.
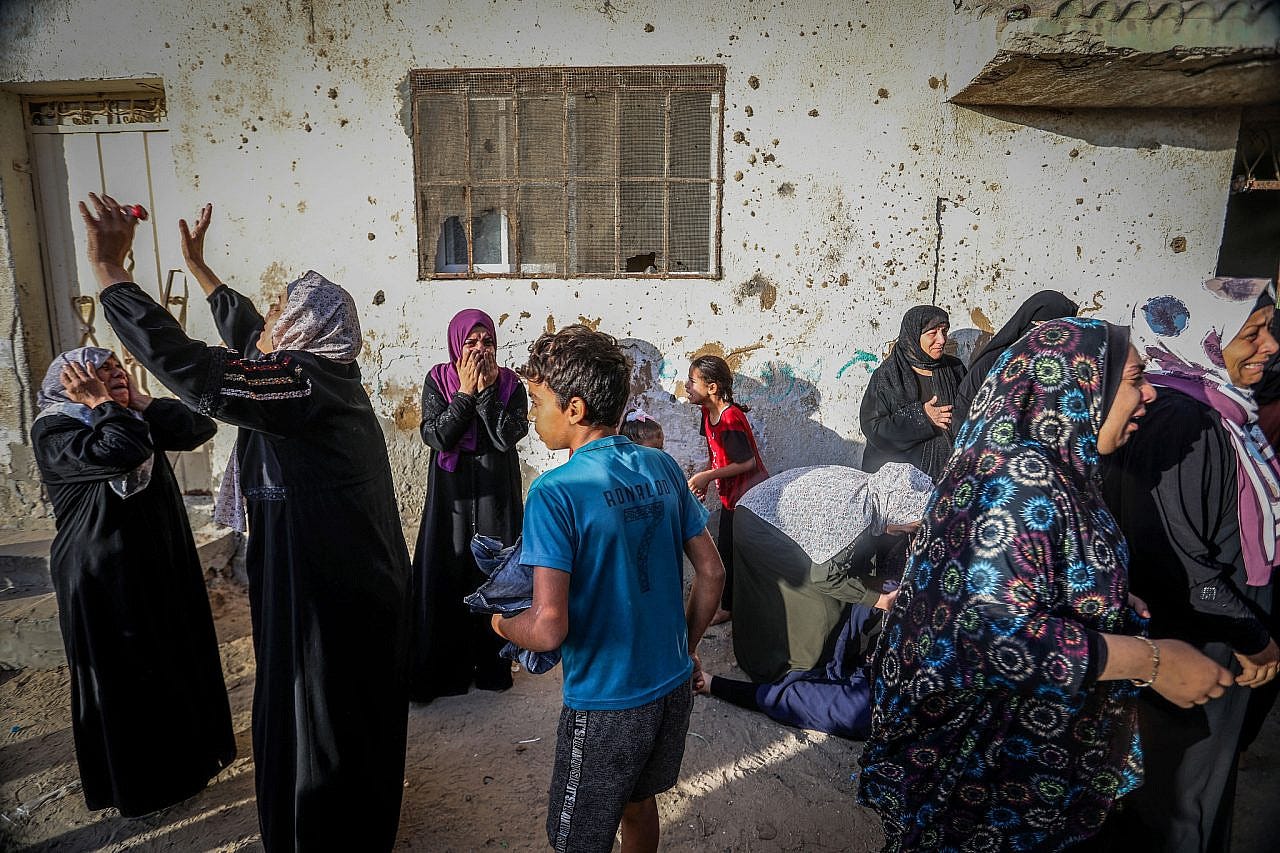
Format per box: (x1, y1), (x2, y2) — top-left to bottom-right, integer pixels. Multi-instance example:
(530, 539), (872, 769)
(464, 534), (561, 674)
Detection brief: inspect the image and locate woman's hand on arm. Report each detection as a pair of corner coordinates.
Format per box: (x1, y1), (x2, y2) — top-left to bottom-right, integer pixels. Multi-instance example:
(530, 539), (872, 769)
(179, 203), (225, 296)
(1099, 634), (1233, 708)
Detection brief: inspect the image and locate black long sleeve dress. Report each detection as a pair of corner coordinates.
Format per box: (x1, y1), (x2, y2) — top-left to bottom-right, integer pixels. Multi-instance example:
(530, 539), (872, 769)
(409, 375), (529, 702)
(1103, 389), (1274, 851)
(32, 398), (235, 817)
(100, 281), (411, 853)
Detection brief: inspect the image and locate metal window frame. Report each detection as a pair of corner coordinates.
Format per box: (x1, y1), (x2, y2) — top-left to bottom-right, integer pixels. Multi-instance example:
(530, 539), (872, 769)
(410, 65), (725, 280)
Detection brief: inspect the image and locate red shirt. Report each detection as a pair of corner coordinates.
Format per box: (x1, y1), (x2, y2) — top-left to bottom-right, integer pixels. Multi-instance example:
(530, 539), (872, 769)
(700, 404), (768, 509)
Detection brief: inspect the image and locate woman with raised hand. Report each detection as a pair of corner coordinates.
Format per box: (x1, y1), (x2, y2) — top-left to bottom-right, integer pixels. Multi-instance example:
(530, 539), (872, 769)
(80, 194), (411, 853)
(858, 318), (1232, 852)
(32, 346), (233, 818)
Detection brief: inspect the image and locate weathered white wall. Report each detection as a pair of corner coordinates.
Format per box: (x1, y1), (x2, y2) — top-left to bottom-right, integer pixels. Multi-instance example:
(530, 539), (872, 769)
(0, 0), (1239, 524)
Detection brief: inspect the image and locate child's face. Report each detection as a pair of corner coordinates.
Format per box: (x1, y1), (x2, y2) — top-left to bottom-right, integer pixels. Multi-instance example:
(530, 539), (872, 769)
(527, 379), (573, 450)
(686, 368), (714, 406)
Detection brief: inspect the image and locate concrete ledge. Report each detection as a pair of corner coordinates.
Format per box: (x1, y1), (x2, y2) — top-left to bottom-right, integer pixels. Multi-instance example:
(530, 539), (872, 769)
(0, 526), (241, 670)
(954, 2), (1280, 107)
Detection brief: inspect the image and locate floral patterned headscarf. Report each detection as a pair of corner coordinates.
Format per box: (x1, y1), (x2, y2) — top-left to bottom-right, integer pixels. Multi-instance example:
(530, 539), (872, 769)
(1134, 278), (1280, 586)
(859, 318), (1142, 850)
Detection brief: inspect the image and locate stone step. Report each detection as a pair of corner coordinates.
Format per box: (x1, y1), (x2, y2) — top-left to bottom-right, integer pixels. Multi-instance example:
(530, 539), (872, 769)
(0, 523), (240, 670)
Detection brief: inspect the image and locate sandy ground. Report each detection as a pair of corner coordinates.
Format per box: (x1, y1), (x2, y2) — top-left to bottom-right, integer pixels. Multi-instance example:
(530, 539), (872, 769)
(2, 580), (1277, 852)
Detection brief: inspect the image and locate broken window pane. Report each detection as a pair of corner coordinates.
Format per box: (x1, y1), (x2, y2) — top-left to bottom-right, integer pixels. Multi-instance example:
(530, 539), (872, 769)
(412, 66), (723, 278)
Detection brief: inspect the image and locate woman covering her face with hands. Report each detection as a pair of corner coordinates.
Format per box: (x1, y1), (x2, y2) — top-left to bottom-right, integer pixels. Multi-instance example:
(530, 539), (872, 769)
(409, 309), (529, 703)
(31, 346), (233, 818)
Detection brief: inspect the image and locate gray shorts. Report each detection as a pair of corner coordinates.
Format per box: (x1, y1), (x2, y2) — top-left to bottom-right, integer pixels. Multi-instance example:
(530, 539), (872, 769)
(545, 680), (693, 853)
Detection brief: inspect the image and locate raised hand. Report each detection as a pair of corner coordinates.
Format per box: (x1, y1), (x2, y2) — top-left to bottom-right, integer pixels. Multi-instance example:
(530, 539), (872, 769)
(78, 193), (138, 288)
(178, 203), (225, 295)
(924, 395), (953, 431)
(60, 361), (112, 408)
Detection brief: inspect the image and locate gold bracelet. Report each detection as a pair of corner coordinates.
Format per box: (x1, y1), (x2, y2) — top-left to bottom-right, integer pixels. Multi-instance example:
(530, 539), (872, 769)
(1131, 636), (1160, 688)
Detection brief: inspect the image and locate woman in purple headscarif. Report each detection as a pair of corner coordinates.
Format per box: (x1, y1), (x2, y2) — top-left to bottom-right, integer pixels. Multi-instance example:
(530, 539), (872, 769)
(409, 309), (529, 702)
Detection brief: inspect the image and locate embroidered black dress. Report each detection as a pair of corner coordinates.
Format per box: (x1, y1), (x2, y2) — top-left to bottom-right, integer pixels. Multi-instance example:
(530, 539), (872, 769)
(100, 281), (411, 852)
(409, 375), (528, 701)
(32, 398), (235, 817)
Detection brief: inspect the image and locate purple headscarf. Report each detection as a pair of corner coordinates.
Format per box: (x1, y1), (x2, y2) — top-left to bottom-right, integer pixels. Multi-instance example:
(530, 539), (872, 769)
(428, 309), (520, 472)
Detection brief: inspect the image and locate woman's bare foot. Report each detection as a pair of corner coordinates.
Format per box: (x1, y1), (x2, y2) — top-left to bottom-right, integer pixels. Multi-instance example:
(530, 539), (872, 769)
(710, 608), (732, 626)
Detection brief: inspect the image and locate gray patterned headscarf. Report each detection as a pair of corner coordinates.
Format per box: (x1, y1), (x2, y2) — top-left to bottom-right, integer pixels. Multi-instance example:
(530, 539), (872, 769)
(35, 346), (153, 499)
(214, 270), (362, 533)
(736, 462), (934, 563)
(271, 270), (362, 362)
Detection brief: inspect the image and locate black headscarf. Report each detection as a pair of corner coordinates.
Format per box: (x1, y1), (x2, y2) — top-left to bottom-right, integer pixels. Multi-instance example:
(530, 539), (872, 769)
(953, 290), (1079, 426)
(861, 305), (965, 479)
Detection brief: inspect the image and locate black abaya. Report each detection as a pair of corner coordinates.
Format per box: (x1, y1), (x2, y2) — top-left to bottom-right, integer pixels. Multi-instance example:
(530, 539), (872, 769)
(32, 398), (235, 817)
(409, 376), (528, 701)
(100, 281), (411, 852)
(1103, 389), (1274, 851)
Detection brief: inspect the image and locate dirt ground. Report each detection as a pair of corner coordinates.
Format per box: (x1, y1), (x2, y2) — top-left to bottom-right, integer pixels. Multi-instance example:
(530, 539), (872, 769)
(2, 580), (1277, 852)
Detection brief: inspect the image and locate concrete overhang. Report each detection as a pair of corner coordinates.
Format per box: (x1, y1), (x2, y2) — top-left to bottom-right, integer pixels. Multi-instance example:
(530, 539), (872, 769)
(952, 1), (1280, 108)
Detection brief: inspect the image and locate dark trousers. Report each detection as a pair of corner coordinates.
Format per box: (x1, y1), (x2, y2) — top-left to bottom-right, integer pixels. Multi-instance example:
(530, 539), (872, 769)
(716, 507), (735, 610)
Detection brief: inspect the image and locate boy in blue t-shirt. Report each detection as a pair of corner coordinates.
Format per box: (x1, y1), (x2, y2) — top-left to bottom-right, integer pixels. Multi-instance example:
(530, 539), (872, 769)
(492, 325), (725, 853)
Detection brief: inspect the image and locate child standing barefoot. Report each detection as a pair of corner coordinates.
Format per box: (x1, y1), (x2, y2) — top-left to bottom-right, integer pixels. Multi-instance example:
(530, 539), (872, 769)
(686, 355), (768, 625)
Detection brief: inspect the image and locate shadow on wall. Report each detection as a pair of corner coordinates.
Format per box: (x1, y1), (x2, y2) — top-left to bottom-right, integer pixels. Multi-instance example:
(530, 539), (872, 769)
(618, 338), (864, 479)
(958, 105), (1239, 152)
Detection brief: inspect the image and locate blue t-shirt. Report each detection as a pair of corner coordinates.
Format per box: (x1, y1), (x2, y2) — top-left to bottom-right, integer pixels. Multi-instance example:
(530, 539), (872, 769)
(521, 435), (709, 710)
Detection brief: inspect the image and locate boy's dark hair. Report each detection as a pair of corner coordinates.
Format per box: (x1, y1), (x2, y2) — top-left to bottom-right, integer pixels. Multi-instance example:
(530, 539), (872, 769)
(522, 325), (631, 427)
(690, 354), (750, 413)
(619, 414), (664, 447)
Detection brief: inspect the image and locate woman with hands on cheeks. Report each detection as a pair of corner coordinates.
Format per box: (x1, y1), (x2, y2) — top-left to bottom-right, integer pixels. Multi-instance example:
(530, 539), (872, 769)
(31, 345), (234, 818)
(408, 309), (529, 703)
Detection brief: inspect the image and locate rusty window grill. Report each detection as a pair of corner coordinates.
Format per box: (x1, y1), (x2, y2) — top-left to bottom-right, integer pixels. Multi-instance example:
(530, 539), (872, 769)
(410, 66), (725, 280)
(1231, 109), (1280, 194)
(26, 94), (166, 128)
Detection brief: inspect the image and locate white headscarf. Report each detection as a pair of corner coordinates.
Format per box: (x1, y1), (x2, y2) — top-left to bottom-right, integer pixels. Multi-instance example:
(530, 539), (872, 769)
(35, 346), (153, 499)
(214, 270), (363, 532)
(271, 270), (362, 362)
(1133, 277), (1280, 585)
(736, 462), (934, 563)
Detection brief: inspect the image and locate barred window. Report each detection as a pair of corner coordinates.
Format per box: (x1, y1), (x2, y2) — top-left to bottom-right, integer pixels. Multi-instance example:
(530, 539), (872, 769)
(411, 66), (724, 279)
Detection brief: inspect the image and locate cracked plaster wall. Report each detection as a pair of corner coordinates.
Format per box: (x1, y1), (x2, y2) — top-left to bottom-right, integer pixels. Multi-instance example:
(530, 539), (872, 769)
(0, 0), (1241, 527)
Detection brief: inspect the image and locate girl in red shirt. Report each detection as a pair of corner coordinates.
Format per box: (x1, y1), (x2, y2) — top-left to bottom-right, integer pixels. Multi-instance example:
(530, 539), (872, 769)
(687, 355), (768, 624)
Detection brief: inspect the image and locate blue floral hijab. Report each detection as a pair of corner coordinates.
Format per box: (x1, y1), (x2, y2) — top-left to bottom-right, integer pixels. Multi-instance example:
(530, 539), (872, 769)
(858, 318), (1143, 852)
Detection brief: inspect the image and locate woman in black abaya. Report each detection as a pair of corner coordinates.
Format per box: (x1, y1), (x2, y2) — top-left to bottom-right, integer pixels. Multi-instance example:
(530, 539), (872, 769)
(410, 309), (528, 702)
(31, 346), (234, 817)
(859, 305), (966, 481)
(82, 195), (412, 853)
